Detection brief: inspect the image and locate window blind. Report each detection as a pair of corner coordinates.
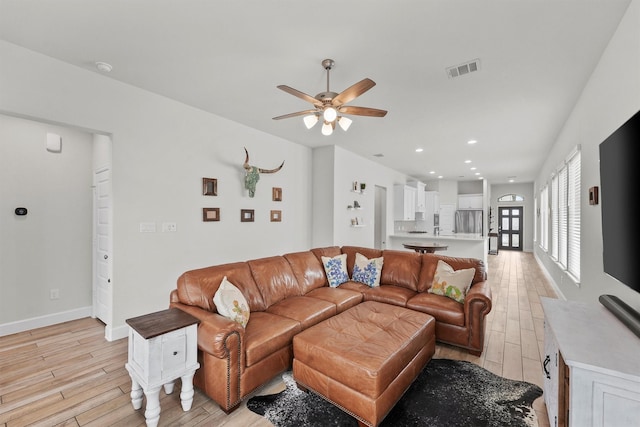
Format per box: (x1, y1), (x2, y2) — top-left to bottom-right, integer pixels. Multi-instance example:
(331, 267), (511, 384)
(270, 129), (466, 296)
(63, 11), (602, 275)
(567, 150), (581, 280)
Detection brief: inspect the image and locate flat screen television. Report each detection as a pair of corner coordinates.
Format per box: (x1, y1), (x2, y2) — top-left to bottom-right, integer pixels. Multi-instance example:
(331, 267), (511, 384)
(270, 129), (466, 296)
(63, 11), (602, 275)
(599, 109), (640, 337)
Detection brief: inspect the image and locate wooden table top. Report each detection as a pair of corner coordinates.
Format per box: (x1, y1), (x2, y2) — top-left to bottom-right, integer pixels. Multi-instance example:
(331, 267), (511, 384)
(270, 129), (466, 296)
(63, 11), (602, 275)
(402, 242), (449, 253)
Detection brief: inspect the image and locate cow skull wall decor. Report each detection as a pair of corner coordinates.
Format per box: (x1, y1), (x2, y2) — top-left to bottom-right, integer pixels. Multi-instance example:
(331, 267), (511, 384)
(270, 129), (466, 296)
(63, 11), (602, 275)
(243, 147), (284, 197)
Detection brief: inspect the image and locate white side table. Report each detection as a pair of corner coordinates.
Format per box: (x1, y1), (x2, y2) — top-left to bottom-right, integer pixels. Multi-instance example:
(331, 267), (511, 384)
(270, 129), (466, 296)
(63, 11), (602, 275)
(125, 308), (200, 427)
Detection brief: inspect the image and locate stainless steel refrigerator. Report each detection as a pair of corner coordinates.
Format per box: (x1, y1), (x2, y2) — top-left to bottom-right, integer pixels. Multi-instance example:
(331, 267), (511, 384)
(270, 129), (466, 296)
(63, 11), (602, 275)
(454, 210), (483, 234)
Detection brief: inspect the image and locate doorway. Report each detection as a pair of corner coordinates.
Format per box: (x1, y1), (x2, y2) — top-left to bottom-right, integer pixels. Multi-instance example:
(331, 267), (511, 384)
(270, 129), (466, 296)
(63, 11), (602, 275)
(498, 206), (523, 251)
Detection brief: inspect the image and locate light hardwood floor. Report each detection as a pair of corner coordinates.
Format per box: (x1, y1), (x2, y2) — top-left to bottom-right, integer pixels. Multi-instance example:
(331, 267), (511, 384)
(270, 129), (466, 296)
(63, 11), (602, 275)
(0, 250), (556, 427)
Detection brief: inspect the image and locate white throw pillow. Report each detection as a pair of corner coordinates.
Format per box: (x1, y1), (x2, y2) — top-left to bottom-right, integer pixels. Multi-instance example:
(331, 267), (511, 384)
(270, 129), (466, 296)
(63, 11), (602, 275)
(352, 252), (384, 287)
(321, 254), (349, 287)
(428, 260), (476, 303)
(213, 276), (250, 327)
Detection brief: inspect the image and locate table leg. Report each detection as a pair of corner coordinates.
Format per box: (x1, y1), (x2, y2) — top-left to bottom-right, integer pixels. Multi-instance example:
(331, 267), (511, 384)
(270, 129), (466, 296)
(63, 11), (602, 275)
(144, 386), (162, 427)
(180, 370), (197, 411)
(130, 376), (143, 410)
(163, 381), (175, 394)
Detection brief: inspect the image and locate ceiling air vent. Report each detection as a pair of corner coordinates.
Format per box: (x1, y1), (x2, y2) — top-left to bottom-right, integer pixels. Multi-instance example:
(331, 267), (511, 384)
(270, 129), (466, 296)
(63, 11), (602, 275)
(446, 58), (481, 79)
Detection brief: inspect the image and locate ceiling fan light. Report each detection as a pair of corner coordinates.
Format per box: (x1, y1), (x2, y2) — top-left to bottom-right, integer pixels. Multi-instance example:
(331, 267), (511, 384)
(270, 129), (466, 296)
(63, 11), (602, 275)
(321, 121), (333, 136)
(323, 107), (337, 122)
(338, 116), (352, 131)
(303, 114), (319, 129)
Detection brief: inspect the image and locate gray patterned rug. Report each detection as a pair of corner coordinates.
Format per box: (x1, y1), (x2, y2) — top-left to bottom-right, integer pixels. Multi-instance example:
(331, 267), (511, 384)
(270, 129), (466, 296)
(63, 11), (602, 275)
(247, 358), (543, 427)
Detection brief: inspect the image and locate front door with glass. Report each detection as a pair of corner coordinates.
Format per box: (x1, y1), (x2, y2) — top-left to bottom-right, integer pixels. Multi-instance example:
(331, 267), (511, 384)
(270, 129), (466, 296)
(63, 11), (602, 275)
(498, 206), (523, 251)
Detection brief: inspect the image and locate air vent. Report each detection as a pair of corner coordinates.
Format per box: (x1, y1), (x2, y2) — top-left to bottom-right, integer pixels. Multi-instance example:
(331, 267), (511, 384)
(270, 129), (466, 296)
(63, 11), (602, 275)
(446, 58), (481, 79)
(373, 153), (384, 157)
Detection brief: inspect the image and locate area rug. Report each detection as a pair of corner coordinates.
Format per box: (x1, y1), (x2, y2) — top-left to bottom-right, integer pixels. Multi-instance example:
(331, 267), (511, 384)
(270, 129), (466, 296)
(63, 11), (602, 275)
(247, 358), (543, 427)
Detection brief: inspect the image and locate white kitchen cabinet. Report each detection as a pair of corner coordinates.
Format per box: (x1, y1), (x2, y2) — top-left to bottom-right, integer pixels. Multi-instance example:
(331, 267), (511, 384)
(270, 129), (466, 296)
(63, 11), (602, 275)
(458, 193), (483, 210)
(542, 297), (640, 427)
(439, 203), (455, 234)
(424, 191), (440, 230)
(409, 181), (426, 213)
(394, 184), (417, 220)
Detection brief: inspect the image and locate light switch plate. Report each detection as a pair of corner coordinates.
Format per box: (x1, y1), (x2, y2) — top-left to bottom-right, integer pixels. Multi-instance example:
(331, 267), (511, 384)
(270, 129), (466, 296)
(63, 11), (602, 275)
(139, 222), (156, 233)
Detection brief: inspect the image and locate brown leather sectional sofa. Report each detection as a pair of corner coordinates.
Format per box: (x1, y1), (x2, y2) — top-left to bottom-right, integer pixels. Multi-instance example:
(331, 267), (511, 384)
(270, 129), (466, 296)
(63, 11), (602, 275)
(169, 245), (492, 413)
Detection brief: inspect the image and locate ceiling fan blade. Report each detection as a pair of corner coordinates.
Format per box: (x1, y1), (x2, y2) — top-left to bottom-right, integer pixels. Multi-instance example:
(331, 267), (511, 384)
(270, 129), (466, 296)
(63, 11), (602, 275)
(332, 78), (376, 106)
(272, 109), (319, 120)
(338, 105), (388, 117)
(277, 85), (322, 107)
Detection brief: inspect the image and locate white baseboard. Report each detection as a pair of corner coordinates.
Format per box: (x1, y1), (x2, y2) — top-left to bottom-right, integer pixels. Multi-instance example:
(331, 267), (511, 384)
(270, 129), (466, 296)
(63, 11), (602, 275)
(0, 306), (93, 337)
(533, 252), (566, 300)
(107, 324), (129, 341)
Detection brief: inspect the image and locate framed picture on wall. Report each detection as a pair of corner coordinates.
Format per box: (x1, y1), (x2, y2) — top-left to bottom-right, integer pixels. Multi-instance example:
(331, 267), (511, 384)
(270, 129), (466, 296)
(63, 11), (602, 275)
(203, 207), (220, 221)
(241, 209), (255, 222)
(270, 210), (282, 222)
(272, 187), (282, 201)
(202, 178), (217, 196)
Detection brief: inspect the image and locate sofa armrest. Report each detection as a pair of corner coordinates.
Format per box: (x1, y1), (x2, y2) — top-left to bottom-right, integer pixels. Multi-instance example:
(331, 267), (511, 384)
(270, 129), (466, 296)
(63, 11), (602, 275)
(170, 301), (245, 358)
(464, 280), (492, 322)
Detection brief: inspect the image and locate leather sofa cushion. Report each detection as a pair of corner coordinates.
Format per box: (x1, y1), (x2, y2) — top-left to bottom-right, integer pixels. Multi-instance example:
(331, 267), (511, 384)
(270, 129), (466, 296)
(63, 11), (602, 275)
(248, 256), (302, 308)
(266, 296), (336, 329)
(380, 250), (421, 291)
(244, 311), (301, 367)
(406, 292), (465, 326)
(310, 246), (341, 261)
(284, 251), (329, 294)
(305, 287), (363, 313)
(363, 285), (417, 307)
(176, 262), (267, 312)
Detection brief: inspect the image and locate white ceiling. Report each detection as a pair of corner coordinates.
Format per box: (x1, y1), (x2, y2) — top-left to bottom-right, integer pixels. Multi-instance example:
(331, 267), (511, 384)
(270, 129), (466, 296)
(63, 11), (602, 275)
(0, 0), (632, 184)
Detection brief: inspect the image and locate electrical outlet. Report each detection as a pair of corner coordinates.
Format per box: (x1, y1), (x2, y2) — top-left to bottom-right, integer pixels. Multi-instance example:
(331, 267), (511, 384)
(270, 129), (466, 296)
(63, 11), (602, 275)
(50, 289), (60, 300)
(162, 222), (177, 232)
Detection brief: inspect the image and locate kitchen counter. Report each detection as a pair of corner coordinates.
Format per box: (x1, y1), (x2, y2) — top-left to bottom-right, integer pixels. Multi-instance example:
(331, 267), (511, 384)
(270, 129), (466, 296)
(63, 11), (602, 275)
(389, 233), (488, 263)
(390, 232), (485, 241)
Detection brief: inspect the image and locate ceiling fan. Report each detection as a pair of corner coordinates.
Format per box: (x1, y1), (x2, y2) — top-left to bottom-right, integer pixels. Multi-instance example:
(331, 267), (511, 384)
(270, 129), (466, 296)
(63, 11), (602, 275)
(273, 59), (387, 135)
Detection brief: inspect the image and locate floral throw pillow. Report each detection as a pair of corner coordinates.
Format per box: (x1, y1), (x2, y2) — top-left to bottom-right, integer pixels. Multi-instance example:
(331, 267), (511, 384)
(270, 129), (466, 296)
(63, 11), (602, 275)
(213, 276), (250, 327)
(352, 252), (384, 287)
(321, 254), (349, 287)
(428, 260), (476, 303)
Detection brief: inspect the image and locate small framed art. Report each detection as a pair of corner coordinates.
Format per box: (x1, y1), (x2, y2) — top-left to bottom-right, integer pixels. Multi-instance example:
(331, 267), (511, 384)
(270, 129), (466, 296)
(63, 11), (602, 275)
(270, 210), (282, 222)
(272, 187), (282, 201)
(203, 208), (220, 222)
(241, 209), (255, 222)
(202, 178), (217, 196)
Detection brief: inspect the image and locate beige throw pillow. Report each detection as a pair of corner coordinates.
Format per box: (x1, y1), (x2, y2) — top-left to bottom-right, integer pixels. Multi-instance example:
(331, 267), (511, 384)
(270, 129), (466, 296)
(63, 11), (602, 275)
(428, 260), (475, 303)
(213, 276), (250, 327)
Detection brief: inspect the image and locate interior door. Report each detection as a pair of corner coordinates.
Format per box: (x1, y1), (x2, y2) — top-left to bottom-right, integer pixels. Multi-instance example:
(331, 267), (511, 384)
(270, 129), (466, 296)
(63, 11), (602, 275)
(93, 167), (112, 325)
(498, 206), (523, 251)
(374, 185), (387, 249)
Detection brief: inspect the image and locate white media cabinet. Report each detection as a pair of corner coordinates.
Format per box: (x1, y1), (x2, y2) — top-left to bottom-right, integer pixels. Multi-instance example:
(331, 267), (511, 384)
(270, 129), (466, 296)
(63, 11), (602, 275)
(541, 297), (640, 427)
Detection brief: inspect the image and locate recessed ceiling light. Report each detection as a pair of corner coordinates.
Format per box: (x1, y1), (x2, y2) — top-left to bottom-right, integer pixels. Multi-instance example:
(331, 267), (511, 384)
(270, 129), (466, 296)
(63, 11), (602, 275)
(438, 175), (443, 179)
(464, 160), (472, 164)
(467, 140), (477, 144)
(509, 179), (515, 183)
(95, 61), (113, 73)
(478, 177), (483, 180)
(429, 171), (436, 174)
(470, 167), (477, 171)
(415, 148), (424, 153)
(475, 172), (480, 175)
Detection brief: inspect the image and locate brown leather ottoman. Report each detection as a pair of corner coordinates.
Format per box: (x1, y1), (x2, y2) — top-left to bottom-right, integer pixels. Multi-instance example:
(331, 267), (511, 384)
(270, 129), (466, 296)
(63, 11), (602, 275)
(292, 301), (436, 427)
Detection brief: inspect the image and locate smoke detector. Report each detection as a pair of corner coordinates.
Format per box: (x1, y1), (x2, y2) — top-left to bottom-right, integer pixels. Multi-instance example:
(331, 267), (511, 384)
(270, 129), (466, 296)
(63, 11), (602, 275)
(95, 62), (113, 73)
(446, 58), (480, 79)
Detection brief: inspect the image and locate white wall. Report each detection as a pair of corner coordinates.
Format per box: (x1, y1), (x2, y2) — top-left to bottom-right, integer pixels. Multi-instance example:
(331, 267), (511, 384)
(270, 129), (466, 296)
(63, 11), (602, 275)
(0, 115), (93, 325)
(312, 145), (409, 249)
(0, 40), (313, 338)
(534, 0), (640, 308)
